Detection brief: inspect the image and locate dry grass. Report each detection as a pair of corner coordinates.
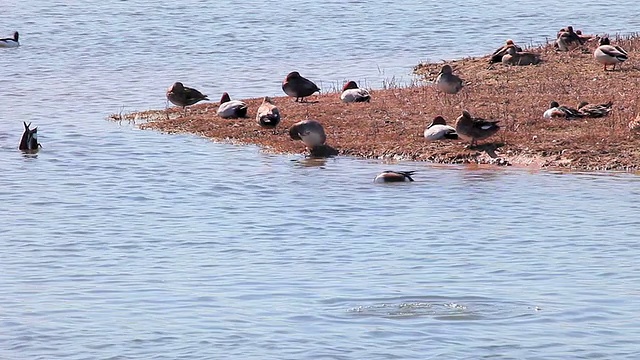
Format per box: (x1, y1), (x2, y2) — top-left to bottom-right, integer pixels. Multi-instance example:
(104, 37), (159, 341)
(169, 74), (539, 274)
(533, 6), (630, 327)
(112, 34), (640, 172)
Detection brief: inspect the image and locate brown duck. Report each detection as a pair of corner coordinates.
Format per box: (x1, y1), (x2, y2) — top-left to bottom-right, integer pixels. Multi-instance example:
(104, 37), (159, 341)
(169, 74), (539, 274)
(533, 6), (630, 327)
(282, 71), (320, 102)
(455, 110), (500, 147)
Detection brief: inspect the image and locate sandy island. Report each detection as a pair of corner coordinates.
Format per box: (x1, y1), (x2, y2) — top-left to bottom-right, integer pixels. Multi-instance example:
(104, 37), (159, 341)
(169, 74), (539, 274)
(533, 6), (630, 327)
(111, 34), (640, 172)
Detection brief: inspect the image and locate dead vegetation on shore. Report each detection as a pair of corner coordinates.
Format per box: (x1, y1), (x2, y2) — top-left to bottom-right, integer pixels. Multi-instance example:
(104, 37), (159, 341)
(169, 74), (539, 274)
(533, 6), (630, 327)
(111, 34), (640, 172)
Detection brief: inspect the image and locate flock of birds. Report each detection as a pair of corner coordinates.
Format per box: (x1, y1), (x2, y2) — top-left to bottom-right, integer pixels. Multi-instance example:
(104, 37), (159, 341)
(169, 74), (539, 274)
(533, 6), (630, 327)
(4, 26), (633, 182)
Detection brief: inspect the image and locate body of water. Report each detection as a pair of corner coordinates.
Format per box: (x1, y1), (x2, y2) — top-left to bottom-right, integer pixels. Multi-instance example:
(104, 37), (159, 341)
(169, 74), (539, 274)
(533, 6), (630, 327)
(1, 1), (639, 359)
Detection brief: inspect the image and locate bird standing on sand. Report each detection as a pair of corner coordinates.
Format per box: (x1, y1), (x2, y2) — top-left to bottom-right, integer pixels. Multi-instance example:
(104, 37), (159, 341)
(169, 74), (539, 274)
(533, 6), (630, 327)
(594, 37), (628, 71)
(424, 116), (458, 141)
(282, 71), (320, 102)
(217, 92), (248, 119)
(435, 65), (463, 95)
(373, 171), (416, 183)
(19, 122), (41, 152)
(455, 110), (500, 147)
(256, 96), (281, 129)
(0, 31), (19, 48)
(289, 119), (326, 150)
(543, 101), (582, 119)
(166, 82), (209, 115)
(340, 81), (371, 103)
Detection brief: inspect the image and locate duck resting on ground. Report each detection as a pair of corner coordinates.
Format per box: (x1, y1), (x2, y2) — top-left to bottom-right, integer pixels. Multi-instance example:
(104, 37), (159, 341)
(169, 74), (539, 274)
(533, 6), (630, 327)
(217, 92), (248, 119)
(373, 171), (416, 183)
(282, 71), (320, 102)
(594, 37), (628, 71)
(424, 116), (458, 140)
(501, 45), (541, 65)
(555, 26), (585, 51)
(455, 110), (500, 147)
(0, 31), (19, 48)
(543, 101), (583, 119)
(256, 96), (281, 129)
(489, 39), (523, 63)
(577, 101), (613, 118)
(340, 81), (371, 103)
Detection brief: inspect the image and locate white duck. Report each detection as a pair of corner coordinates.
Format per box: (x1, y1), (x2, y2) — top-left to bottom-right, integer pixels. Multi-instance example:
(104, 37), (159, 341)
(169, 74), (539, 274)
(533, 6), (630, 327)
(217, 92), (248, 119)
(594, 37), (628, 71)
(340, 81), (371, 103)
(424, 116), (458, 141)
(0, 31), (19, 48)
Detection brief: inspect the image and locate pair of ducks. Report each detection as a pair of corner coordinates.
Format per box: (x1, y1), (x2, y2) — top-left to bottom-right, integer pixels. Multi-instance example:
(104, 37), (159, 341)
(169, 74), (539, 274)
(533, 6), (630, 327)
(543, 100), (613, 119)
(555, 26), (592, 51)
(283, 71), (371, 103)
(489, 40), (541, 66)
(0, 31), (19, 48)
(424, 111), (500, 146)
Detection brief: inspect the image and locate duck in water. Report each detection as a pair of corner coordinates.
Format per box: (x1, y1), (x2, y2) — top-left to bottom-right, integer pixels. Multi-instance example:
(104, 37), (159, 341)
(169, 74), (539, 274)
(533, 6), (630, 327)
(19, 122), (41, 152)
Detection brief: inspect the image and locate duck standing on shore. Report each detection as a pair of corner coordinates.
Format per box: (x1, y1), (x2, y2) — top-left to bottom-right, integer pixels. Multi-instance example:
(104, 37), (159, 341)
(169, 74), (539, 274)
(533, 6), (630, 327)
(340, 81), (371, 103)
(489, 39), (522, 63)
(435, 65), (463, 95)
(289, 119), (326, 150)
(166, 82), (209, 115)
(256, 96), (281, 130)
(594, 37), (628, 71)
(577, 101), (613, 118)
(424, 116), (458, 140)
(455, 110), (500, 147)
(217, 92), (248, 119)
(19, 122), (41, 152)
(501, 45), (541, 65)
(282, 71), (320, 102)
(373, 171), (415, 183)
(0, 31), (19, 48)
(543, 101), (582, 119)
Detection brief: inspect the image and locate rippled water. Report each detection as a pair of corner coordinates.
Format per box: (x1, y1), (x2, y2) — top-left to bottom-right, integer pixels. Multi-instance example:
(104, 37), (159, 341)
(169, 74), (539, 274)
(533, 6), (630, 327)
(2, 1), (640, 359)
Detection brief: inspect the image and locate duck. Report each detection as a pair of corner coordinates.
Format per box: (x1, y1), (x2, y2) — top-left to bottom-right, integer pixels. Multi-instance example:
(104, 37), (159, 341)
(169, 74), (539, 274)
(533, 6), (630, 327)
(166, 82), (209, 114)
(217, 92), (248, 119)
(435, 65), (463, 95)
(373, 171), (416, 183)
(256, 96), (281, 129)
(594, 37), (628, 71)
(424, 116), (458, 141)
(340, 81), (371, 103)
(19, 122), (41, 152)
(0, 31), (19, 48)
(289, 119), (326, 150)
(489, 39), (523, 63)
(501, 46), (541, 66)
(555, 26), (584, 51)
(543, 101), (582, 119)
(282, 71), (320, 102)
(577, 101), (613, 118)
(455, 110), (500, 147)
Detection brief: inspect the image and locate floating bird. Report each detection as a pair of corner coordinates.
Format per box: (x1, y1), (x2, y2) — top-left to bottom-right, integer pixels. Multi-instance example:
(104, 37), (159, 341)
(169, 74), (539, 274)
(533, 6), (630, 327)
(489, 39), (523, 63)
(289, 120), (326, 151)
(166, 82), (208, 115)
(19, 122), (41, 152)
(543, 101), (582, 119)
(555, 26), (584, 51)
(594, 37), (628, 71)
(577, 101), (613, 118)
(435, 64), (463, 95)
(424, 116), (458, 140)
(217, 92), (248, 119)
(455, 110), (500, 147)
(340, 81), (371, 103)
(501, 46), (541, 66)
(0, 31), (19, 48)
(373, 171), (416, 183)
(256, 96), (281, 129)
(282, 71), (320, 102)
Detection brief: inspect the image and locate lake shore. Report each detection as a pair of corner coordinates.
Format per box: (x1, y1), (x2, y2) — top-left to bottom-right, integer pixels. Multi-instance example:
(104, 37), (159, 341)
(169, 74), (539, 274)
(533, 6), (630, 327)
(113, 34), (640, 172)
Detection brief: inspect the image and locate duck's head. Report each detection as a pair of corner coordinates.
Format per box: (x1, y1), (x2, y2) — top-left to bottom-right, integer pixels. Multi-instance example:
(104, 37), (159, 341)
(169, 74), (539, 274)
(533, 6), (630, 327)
(439, 64), (453, 75)
(550, 101), (560, 108)
(557, 28), (567, 38)
(263, 96), (273, 104)
(505, 39), (515, 46)
(342, 80), (359, 91)
(599, 37), (610, 46)
(220, 92), (231, 104)
(169, 82), (184, 92)
(289, 124), (302, 140)
(429, 116), (447, 127)
(566, 26), (575, 33)
(13, 31), (19, 41)
(285, 71), (301, 81)
(461, 110), (472, 119)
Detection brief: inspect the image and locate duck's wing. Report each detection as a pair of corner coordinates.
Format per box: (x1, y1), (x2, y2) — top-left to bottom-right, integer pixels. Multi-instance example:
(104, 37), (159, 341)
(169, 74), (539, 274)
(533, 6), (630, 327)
(558, 105), (583, 118)
(599, 45), (628, 61)
(184, 87), (208, 101)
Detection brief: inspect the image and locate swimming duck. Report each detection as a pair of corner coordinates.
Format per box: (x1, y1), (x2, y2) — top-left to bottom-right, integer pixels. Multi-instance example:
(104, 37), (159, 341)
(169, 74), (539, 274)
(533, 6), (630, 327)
(0, 31), (19, 48)
(555, 26), (584, 51)
(594, 37), (628, 71)
(577, 101), (613, 118)
(256, 96), (281, 129)
(340, 81), (371, 103)
(282, 71), (320, 102)
(373, 171), (416, 183)
(543, 101), (582, 119)
(455, 110), (500, 147)
(289, 119), (326, 150)
(424, 116), (458, 141)
(19, 122), (41, 152)
(166, 82), (209, 114)
(501, 46), (541, 66)
(217, 92), (248, 119)
(489, 39), (522, 63)
(435, 65), (463, 94)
